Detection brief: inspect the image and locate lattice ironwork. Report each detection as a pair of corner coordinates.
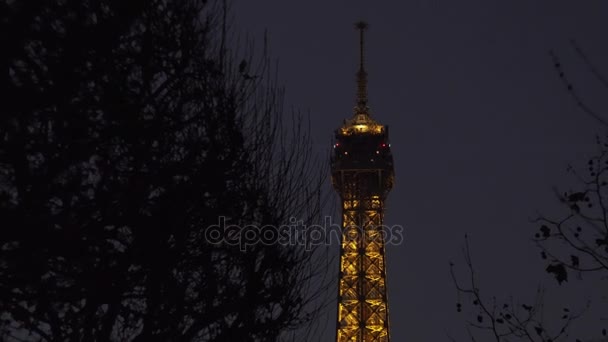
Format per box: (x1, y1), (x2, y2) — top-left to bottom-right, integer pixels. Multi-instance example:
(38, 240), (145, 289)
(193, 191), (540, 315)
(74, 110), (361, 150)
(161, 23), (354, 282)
(331, 21), (394, 342)
(333, 170), (392, 342)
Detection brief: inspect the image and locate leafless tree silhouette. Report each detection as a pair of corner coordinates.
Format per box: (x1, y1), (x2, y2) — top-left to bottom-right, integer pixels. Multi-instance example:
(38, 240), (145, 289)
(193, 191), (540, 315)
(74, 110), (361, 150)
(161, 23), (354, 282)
(1, 0), (333, 341)
(450, 41), (608, 342)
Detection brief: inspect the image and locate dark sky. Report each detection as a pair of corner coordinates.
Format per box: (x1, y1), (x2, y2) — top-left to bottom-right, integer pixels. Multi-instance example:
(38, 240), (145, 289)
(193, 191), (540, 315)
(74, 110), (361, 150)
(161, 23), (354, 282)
(234, 1), (607, 340)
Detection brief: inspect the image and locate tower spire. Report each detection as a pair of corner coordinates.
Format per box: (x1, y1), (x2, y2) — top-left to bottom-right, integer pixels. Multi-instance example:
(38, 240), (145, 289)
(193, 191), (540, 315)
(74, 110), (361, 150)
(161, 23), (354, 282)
(355, 21), (369, 114)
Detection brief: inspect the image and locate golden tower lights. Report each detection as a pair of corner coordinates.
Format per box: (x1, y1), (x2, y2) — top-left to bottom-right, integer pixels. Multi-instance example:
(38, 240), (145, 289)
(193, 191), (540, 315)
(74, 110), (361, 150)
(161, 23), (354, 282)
(331, 22), (395, 342)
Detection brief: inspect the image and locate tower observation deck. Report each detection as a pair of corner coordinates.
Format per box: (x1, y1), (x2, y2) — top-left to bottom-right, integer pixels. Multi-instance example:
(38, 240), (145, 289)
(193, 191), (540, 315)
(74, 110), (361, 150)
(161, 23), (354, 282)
(331, 22), (395, 342)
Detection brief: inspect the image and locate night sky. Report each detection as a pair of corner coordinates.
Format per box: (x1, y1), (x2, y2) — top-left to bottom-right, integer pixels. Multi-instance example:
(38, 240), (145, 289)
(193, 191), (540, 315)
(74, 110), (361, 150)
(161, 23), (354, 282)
(234, 1), (607, 341)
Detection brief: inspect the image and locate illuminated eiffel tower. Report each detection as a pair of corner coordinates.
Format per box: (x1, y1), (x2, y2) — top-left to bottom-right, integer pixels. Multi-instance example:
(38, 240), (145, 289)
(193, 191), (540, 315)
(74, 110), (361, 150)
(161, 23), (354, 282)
(331, 22), (395, 342)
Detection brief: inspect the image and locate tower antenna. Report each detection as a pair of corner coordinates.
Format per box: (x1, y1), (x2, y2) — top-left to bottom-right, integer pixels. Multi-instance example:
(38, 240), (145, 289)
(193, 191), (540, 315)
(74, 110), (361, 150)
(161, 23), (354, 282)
(355, 21), (369, 114)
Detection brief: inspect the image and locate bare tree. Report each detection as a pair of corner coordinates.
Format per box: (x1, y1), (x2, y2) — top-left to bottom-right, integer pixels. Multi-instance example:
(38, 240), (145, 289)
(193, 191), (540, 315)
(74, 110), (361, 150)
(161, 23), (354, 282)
(450, 41), (608, 342)
(1, 0), (332, 341)
(450, 236), (588, 342)
(537, 42), (608, 283)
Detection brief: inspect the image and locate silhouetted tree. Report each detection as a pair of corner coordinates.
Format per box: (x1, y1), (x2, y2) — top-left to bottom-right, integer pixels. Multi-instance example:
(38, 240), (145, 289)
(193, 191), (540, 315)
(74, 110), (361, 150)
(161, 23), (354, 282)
(450, 41), (607, 342)
(450, 236), (588, 342)
(1, 0), (330, 341)
(536, 42), (608, 283)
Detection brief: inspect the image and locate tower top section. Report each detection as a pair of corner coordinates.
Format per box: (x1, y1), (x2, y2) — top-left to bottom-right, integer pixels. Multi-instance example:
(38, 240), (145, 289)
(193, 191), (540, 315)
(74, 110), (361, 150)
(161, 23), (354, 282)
(337, 21), (385, 136)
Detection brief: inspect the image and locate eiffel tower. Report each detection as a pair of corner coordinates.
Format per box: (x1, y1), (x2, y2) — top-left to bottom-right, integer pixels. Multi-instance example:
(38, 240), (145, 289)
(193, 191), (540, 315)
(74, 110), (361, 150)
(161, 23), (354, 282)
(331, 21), (395, 342)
